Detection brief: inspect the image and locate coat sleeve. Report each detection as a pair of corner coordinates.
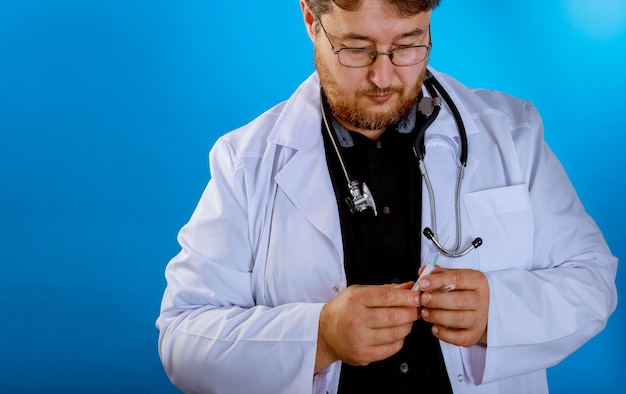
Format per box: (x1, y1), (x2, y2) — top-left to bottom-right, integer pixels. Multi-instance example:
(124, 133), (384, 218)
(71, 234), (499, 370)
(462, 101), (618, 385)
(156, 136), (325, 394)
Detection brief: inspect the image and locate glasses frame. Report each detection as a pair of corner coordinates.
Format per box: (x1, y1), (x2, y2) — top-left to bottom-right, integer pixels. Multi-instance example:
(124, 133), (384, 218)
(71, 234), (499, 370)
(316, 18), (432, 68)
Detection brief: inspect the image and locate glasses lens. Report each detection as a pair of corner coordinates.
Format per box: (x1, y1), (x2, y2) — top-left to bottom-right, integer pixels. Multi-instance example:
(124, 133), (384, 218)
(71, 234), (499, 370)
(338, 46), (429, 67)
(338, 48), (375, 67)
(391, 46), (428, 66)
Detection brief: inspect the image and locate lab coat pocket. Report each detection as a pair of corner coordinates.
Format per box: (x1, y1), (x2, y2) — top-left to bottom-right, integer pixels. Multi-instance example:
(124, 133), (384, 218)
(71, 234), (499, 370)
(463, 183), (533, 272)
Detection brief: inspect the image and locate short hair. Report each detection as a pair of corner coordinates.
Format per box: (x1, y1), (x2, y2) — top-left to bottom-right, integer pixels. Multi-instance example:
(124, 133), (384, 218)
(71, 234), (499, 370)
(305, 0), (441, 18)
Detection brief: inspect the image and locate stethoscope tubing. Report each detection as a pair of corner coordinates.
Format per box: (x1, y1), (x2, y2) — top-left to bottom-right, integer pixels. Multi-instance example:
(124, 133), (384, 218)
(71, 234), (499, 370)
(418, 73), (482, 257)
(319, 70), (482, 258)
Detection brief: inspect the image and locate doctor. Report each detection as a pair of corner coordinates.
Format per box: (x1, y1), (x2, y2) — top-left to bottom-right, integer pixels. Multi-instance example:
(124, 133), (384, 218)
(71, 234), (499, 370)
(157, 0), (618, 393)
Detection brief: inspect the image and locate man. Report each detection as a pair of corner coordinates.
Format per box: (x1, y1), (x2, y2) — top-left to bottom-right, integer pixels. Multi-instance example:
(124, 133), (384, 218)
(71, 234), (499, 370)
(157, 1), (618, 393)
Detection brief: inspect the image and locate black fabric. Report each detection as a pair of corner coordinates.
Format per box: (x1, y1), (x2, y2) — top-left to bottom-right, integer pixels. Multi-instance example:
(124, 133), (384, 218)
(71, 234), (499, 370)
(321, 101), (453, 394)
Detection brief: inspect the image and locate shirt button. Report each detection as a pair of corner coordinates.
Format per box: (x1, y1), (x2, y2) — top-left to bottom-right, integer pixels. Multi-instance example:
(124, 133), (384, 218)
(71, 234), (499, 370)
(332, 285), (340, 294)
(376, 141), (382, 149)
(457, 374), (464, 382)
(400, 363), (409, 374)
(382, 206), (391, 215)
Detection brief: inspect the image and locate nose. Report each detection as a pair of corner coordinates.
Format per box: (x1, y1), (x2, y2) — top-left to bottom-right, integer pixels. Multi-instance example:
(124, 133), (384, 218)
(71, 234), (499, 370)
(368, 52), (396, 89)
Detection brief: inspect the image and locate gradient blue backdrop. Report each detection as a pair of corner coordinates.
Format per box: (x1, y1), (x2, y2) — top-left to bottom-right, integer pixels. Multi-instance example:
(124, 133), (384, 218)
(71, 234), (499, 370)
(1, 1), (624, 393)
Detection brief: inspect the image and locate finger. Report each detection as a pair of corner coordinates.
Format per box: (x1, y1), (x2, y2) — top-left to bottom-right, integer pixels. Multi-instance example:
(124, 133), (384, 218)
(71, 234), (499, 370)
(352, 340), (406, 366)
(417, 264), (447, 276)
(360, 285), (421, 308)
(421, 308), (479, 330)
(422, 307), (488, 347)
(421, 290), (479, 311)
(435, 283), (456, 293)
(420, 269), (486, 293)
(369, 323), (414, 346)
(390, 282), (415, 290)
(366, 306), (420, 329)
(430, 325), (486, 348)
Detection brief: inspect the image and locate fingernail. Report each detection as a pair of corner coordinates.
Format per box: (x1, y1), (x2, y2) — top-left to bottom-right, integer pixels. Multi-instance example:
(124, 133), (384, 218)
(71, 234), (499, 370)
(422, 293), (431, 304)
(415, 294), (421, 306)
(432, 326), (439, 335)
(420, 279), (430, 290)
(422, 308), (429, 318)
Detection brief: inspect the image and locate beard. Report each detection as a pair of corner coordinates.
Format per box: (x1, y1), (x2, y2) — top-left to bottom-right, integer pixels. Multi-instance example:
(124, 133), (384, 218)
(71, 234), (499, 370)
(315, 46), (427, 132)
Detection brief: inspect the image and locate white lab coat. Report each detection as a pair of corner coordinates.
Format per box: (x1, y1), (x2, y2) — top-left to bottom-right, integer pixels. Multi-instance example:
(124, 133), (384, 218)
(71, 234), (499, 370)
(157, 68), (617, 394)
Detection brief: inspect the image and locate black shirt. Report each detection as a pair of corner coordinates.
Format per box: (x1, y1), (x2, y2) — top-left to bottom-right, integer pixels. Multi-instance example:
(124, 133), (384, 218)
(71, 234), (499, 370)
(321, 98), (453, 394)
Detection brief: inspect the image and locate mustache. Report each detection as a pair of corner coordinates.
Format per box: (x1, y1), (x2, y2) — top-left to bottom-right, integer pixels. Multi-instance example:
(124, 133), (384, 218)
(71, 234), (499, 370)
(357, 86), (404, 96)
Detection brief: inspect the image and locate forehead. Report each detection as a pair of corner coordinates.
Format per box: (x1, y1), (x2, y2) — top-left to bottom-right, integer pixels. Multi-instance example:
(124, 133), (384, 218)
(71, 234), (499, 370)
(323, 2), (432, 41)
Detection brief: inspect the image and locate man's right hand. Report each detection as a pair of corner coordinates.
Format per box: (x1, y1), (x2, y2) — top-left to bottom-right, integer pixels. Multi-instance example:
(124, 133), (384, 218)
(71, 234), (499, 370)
(314, 282), (421, 373)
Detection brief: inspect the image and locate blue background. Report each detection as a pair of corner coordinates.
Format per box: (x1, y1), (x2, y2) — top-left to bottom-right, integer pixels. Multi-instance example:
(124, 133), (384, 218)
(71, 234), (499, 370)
(0, 1), (624, 393)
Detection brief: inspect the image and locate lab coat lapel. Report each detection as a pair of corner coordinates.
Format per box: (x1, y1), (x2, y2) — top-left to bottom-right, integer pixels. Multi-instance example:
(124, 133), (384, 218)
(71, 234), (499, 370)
(274, 144), (343, 257)
(268, 74), (344, 260)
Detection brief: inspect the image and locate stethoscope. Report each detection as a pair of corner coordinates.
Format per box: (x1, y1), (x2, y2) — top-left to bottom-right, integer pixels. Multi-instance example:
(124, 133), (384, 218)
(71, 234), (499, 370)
(321, 70), (483, 258)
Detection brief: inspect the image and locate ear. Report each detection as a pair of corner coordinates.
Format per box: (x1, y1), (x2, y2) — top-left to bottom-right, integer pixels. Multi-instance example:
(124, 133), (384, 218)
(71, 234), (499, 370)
(300, 0), (317, 42)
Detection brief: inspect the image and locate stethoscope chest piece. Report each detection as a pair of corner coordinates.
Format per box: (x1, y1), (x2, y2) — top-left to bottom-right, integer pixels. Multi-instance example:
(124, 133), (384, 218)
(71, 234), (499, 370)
(346, 180), (377, 216)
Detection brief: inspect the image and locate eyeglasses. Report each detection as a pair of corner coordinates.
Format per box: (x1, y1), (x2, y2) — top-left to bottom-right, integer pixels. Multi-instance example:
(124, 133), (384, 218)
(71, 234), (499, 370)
(317, 18), (432, 68)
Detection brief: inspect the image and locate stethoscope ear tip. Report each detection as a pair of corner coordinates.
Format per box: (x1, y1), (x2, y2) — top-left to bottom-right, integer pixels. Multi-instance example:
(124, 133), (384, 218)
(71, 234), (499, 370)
(423, 227), (435, 240)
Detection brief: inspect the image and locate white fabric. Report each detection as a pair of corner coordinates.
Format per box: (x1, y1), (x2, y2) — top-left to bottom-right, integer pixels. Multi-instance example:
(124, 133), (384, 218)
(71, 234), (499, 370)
(157, 68), (618, 394)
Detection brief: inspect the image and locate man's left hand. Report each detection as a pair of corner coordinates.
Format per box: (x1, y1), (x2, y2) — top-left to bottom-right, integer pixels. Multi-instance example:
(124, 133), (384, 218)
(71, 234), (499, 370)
(418, 266), (490, 347)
